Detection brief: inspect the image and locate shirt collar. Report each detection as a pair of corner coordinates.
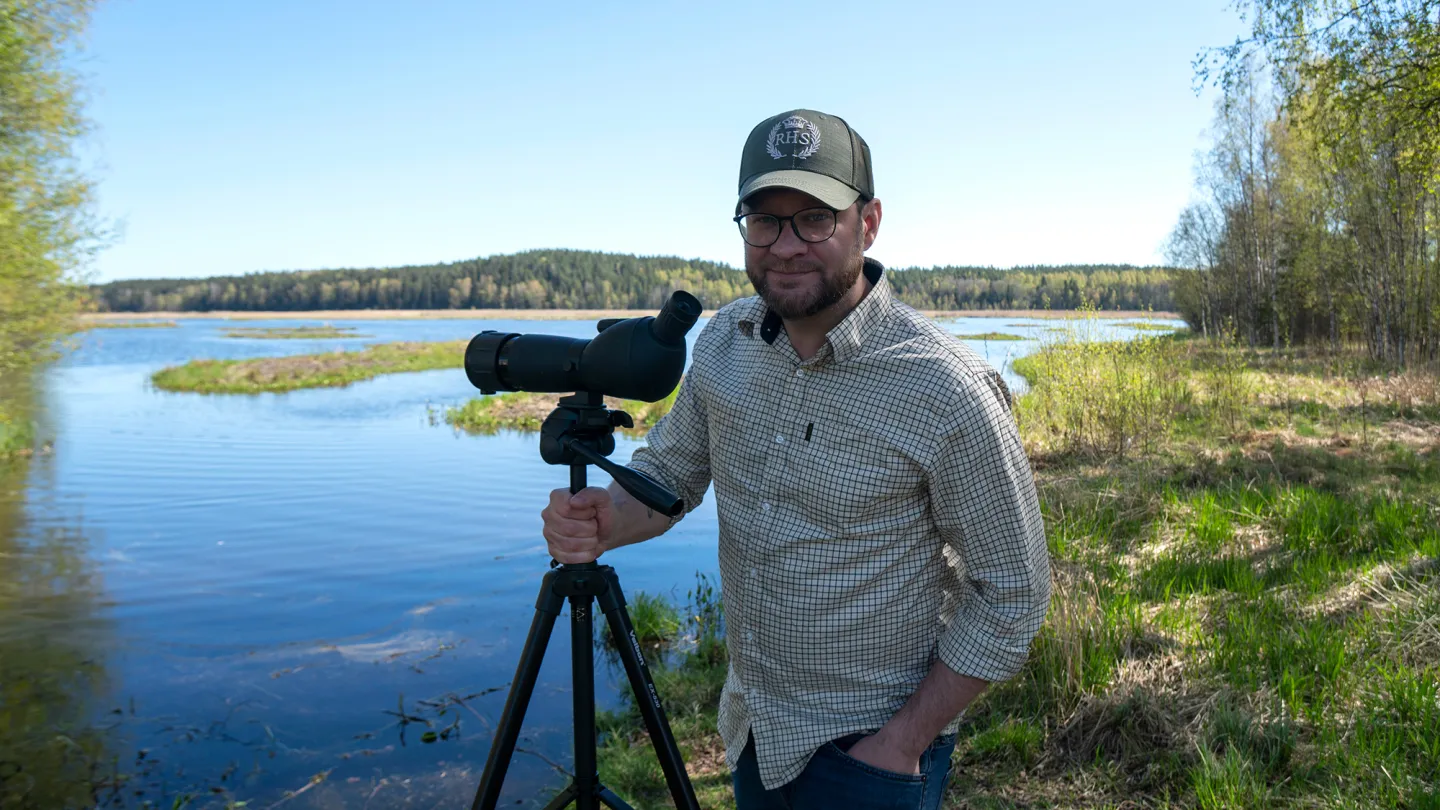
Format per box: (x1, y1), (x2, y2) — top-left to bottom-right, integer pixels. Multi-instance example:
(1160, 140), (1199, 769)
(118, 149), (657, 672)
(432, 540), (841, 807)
(824, 257), (891, 364)
(753, 257), (890, 364)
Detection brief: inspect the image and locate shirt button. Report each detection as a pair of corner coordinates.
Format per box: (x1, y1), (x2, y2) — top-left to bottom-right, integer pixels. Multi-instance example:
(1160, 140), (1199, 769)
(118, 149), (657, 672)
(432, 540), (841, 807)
(795, 369), (804, 378)
(775, 434), (785, 444)
(745, 631), (755, 641)
(749, 567), (758, 578)
(760, 502), (771, 512)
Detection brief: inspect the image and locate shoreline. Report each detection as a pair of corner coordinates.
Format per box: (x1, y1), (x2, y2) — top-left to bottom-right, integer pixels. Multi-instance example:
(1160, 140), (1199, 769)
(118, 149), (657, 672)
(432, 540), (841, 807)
(81, 307), (1180, 322)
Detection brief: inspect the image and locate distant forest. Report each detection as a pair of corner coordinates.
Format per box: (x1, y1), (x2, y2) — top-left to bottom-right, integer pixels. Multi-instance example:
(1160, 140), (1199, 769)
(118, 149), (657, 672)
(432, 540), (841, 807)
(91, 249), (1176, 313)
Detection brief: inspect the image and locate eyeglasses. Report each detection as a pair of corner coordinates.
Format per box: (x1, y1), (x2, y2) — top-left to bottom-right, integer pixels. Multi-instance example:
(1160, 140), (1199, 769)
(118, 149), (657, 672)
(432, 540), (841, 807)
(732, 207), (839, 248)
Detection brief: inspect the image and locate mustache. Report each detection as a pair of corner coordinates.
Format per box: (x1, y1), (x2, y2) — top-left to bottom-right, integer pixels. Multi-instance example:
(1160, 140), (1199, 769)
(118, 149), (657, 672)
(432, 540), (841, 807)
(753, 259), (825, 275)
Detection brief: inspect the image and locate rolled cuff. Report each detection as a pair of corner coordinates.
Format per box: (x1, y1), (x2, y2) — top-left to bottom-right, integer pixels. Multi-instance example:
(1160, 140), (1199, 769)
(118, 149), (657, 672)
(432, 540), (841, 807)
(627, 456), (700, 529)
(935, 594), (1048, 683)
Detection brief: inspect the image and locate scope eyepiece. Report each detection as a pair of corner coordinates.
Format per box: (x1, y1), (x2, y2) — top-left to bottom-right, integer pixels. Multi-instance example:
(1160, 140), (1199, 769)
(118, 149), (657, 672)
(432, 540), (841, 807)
(651, 290), (702, 346)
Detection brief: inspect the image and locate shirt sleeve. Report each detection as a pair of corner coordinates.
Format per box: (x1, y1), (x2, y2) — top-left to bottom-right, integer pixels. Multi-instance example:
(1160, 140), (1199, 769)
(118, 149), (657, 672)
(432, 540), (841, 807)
(928, 368), (1052, 683)
(626, 357), (712, 527)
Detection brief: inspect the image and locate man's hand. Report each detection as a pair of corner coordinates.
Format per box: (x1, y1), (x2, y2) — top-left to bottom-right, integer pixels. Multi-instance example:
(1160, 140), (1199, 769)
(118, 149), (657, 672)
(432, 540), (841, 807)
(541, 487), (614, 563)
(843, 732), (921, 776)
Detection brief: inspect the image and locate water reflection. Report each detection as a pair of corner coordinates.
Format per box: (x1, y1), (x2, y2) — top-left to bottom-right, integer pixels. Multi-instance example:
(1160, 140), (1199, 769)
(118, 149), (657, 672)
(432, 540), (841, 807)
(0, 408), (115, 808)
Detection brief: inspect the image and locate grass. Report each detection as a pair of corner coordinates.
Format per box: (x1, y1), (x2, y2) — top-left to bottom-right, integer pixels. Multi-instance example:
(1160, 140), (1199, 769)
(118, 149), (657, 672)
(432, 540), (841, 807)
(954, 332), (1026, 341)
(596, 574), (734, 808)
(221, 324), (371, 339)
(0, 379), (38, 463)
(1124, 322), (1181, 331)
(0, 415), (32, 462)
(443, 383), (681, 435)
(151, 340), (466, 393)
(590, 321), (1440, 808)
(599, 590), (684, 650)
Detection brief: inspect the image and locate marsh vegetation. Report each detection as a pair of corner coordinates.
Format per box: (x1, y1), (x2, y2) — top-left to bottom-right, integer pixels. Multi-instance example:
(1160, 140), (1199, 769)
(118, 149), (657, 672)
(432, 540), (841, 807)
(221, 324), (370, 339)
(441, 386), (681, 435)
(952, 332), (1025, 341)
(150, 340), (465, 394)
(80, 320), (178, 329)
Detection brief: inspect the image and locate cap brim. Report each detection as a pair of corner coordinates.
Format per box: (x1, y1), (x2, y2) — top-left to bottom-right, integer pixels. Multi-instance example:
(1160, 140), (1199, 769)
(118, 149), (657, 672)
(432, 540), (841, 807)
(738, 170), (860, 211)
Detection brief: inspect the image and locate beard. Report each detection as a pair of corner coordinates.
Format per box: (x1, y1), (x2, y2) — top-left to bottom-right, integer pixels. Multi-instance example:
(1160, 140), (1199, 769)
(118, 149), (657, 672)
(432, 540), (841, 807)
(746, 246), (865, 320)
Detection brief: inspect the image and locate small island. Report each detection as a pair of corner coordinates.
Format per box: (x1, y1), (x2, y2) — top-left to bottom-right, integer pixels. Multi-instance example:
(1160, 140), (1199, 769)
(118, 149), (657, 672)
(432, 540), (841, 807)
(81, 319), (178, 329)
(442, 387), (679, 435)
(223, 325), (371, 339)
(955, 332), (1026, 341)
(152, 340), (465, 394)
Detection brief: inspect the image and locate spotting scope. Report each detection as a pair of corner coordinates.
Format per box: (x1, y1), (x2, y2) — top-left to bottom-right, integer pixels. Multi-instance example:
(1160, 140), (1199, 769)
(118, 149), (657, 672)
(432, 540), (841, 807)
(464, 291), (702, 401)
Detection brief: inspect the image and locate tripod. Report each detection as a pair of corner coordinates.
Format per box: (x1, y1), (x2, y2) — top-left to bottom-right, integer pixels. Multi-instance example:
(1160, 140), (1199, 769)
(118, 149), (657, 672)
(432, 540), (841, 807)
(471, 392), (701, 810)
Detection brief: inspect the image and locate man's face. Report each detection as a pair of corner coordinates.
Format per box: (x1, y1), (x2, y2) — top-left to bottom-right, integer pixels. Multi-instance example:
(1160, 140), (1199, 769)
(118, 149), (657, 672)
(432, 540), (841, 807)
(740, 188), (871, 320)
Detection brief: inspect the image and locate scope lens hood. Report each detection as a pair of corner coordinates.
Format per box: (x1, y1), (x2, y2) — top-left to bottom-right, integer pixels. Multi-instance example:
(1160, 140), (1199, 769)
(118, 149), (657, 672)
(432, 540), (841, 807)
(465, 331), (518, 394)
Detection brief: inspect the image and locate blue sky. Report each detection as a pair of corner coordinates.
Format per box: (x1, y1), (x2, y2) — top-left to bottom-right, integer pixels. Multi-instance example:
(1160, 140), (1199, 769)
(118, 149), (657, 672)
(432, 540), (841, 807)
(80, 1), (1246, 283)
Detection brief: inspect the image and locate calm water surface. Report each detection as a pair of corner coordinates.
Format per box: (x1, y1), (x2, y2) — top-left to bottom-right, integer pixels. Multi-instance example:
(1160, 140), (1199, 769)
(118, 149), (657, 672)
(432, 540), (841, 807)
(2, 313), (1179, 808)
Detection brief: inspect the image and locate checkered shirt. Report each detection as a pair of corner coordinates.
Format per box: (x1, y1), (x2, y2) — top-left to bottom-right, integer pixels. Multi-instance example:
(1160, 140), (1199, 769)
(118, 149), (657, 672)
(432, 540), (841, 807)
(627, 258), (1052, 790)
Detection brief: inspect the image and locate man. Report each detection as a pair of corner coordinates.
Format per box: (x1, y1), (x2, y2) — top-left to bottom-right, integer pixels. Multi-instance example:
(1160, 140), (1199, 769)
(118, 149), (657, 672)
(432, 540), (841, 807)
(542, 109), (1051, 809)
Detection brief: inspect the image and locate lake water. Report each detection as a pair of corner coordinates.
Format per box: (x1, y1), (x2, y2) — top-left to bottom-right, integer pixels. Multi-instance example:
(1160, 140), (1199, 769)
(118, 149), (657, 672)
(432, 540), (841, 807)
(1, 311), (1180, 808)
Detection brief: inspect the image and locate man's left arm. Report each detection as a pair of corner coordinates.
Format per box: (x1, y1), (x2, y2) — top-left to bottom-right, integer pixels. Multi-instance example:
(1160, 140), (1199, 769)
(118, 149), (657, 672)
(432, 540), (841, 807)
(850, 370), (1052, 773)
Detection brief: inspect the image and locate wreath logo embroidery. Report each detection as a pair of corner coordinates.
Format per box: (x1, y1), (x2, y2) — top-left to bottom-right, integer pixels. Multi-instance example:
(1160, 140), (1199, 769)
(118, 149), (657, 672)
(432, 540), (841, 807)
(765, 115), (822, 160)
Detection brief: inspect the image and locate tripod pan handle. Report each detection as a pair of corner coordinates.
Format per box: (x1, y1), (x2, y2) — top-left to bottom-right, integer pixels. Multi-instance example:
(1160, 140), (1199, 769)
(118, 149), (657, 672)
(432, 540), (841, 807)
(565, 440), (684, 517)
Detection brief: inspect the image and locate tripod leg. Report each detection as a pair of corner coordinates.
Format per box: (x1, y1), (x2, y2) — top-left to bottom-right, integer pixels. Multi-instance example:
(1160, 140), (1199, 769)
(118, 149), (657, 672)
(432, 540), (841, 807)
(539, 783), (578, 810)
(471, 571), (567, 810)
(597, 572), (702, 810)
(570, 593), (600, 810)
(597, 787), (638, 810)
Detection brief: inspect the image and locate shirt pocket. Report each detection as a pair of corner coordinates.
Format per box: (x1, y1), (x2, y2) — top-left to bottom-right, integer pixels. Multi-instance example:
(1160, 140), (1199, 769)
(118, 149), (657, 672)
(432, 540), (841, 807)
(791, 418), (922, 534)
(704, 383), (770, 499)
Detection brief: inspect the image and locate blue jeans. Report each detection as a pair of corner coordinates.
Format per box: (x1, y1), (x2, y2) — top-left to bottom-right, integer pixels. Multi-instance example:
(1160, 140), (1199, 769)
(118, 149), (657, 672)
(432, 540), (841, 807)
(731, 731), (957, 810)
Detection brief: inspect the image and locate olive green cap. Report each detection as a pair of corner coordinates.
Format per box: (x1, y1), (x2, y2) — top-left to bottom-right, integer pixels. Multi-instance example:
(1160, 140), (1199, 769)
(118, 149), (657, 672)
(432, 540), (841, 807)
(737, 109), (874, 211)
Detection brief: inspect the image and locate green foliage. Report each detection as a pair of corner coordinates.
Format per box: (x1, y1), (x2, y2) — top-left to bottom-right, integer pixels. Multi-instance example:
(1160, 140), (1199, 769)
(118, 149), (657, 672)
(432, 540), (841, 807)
(1180, 1), (1440, 367)
(1, 0), (102, 455)
(0, 407), (32, 460)
(1192, 746), (1272, 810)
(0, 0), (100, 379)
(596, 575), (732, 808)
(445, 382), (680, 435)
(1201, 331), (1254, 434)
(1013, 313), (1190, 458)
(90, 249), (1177, 314)
(600, 590), (682, 649)
(966, 718), (1045, 767)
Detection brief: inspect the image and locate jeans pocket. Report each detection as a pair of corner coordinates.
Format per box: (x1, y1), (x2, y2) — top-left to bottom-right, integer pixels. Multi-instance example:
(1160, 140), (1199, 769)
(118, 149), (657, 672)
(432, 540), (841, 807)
(823, 741), (927, 784)
(796, 739), (928, 810)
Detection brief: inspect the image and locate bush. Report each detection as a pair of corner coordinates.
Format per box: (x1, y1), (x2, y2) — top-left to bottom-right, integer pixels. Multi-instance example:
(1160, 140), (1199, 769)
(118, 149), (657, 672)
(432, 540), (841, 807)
(1014, 313), (1190, 458)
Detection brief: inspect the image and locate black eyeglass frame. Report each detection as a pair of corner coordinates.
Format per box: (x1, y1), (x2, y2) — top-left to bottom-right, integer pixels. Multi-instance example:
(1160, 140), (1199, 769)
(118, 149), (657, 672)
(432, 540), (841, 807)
(732, 206), (841, 248)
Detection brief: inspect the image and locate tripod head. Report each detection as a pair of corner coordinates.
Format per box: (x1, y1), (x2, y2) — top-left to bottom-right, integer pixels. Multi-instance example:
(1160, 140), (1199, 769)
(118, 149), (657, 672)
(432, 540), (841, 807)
(540, 390), (683, 517)
(463, 290), (703, 516)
